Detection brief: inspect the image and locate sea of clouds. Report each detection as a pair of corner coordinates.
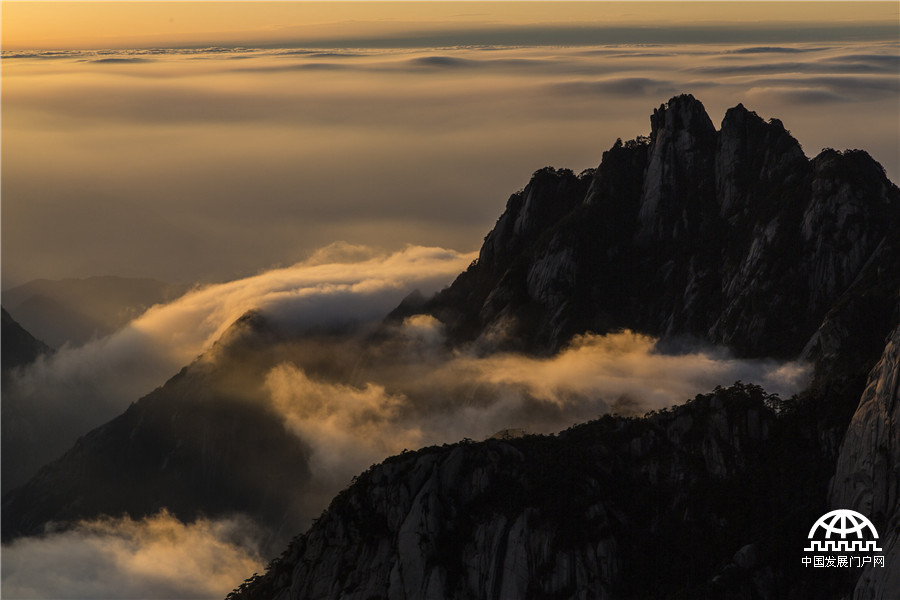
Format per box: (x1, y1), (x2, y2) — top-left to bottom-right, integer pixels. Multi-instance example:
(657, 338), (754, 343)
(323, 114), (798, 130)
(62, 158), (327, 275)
(5, 34), (892, 598)
(2, 242), (811, 599)
(3, 41), (897, 288)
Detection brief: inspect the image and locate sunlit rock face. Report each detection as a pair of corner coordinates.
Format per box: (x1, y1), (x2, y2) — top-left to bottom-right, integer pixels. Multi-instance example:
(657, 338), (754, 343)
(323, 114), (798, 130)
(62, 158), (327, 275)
(831, 324), (900, 598)
(229, 384), (812, 600)
(638, 94), (717, 244)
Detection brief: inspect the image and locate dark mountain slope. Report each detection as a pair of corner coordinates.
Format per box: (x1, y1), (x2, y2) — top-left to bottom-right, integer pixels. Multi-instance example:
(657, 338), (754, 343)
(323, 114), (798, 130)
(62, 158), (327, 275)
(1, 313), (313, 552)
(2, 308), (55, 489)
(1, 307), (51, 372)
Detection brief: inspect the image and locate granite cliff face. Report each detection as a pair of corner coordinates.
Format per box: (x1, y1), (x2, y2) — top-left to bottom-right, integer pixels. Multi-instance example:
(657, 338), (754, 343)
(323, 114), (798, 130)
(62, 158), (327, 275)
(831, 324), (900, 598)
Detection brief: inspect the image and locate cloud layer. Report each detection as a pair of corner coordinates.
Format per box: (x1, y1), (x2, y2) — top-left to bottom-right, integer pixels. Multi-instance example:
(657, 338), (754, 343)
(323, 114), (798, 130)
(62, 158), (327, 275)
(3, 41), (897, 288)
(3, 254), (812, 599)
(0, 511), (263, 599)
(261, 320), (810, 497)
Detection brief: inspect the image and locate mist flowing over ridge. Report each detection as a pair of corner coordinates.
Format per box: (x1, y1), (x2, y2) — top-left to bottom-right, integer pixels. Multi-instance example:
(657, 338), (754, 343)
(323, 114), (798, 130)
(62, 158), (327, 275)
(2, 95), (898, 599)
(0, 245), (474, 495)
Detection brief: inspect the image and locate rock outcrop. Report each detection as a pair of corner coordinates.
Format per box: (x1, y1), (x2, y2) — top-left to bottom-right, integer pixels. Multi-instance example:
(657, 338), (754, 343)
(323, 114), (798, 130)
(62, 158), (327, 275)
(831, 324), (900, 598)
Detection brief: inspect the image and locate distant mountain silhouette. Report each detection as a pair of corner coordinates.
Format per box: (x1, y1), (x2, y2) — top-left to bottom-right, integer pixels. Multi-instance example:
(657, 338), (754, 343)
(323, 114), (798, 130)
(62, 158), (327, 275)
(1, 308), (54, 491)
(3, 276), (190, 348)
(1, 307), (51, 373)
(2, 311), (313, 553)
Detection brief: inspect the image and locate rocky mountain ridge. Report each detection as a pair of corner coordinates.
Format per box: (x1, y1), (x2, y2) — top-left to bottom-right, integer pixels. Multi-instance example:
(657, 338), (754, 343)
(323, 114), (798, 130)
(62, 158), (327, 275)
(225, 327), (900, 598)
(228, 382), (850, 599)
(830, 324), (900, 597)
(405, 96), (898, 407)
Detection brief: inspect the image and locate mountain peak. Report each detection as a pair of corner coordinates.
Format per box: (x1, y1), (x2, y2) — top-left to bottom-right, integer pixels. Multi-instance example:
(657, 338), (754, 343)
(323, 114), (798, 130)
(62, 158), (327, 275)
(408, 96), (898, 371)
(638, 94), (717, 243)
(649, 93), (715, 144)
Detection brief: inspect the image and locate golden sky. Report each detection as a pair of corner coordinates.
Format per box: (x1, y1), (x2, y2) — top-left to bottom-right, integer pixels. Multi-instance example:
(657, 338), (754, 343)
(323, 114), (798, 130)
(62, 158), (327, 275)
(3, 2), (898, 50)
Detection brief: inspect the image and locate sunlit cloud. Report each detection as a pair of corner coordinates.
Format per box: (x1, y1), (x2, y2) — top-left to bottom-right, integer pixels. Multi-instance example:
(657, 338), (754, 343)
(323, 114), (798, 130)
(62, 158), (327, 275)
(266, 364), (421, 487)
(457, 330), (809, 407)
(0, 511), (263, 600)
(749, 75), (899, 98)
(258, 322), (810, 497)
(691, 61), (897, 76)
